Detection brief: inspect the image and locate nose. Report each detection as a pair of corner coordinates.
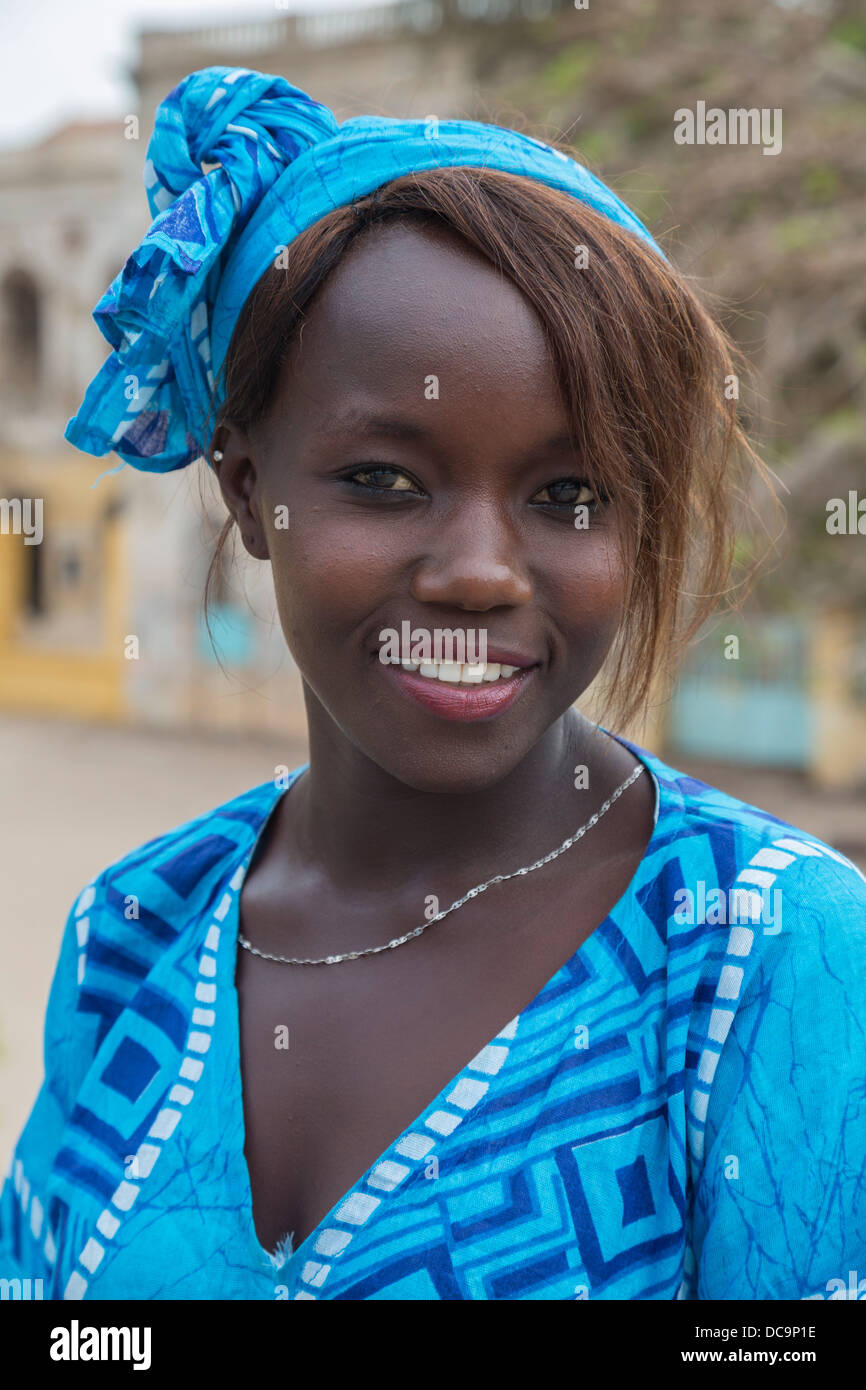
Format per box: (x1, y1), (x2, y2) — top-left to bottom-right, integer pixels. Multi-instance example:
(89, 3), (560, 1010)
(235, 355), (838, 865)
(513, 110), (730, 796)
(409, 497), (533, 612)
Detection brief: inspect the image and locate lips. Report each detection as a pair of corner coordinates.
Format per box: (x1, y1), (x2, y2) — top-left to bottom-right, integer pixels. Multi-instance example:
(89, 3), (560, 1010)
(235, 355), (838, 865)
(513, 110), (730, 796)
(382, 657), (538, 722)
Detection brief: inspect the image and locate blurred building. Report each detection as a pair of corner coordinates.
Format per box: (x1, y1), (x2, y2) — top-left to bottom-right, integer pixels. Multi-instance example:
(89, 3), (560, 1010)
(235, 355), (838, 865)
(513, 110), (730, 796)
(0, 109), (304, 739)
(0, 122), (136, 725)
(666, 609), (866, 789)
(131, 0), (568, 139)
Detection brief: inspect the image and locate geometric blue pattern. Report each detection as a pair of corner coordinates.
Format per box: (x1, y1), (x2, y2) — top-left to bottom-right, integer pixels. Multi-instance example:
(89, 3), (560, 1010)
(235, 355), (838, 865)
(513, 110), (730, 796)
(617, 1155), (656, 1226)
(100, 1040), (159, 1103)
(2, 733), (866, 1300)
(153, 834), (239, 899)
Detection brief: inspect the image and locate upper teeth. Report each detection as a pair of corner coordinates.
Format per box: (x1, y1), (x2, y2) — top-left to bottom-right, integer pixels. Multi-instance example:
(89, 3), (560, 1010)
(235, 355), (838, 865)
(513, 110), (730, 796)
(393, 657), (520, 684)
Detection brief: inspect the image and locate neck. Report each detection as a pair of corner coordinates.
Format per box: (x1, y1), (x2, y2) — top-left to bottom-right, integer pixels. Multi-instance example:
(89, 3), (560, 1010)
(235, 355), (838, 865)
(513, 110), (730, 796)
(284, 700), (624, 894)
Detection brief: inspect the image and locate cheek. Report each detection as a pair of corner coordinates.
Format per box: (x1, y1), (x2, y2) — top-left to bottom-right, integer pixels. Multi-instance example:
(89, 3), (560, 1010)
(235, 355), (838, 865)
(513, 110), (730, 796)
(263, 514), (394, 660)
(553, 530), (629, 646)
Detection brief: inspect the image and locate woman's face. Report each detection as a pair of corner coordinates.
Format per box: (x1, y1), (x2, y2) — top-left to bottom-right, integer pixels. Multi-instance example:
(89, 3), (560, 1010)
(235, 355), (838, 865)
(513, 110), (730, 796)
(225, 221), (629, 793)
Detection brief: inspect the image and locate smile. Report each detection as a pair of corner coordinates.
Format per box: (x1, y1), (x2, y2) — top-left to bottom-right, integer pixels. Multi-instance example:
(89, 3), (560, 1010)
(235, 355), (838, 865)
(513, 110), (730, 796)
(382, 657), (536, 722)
(386, 657), (519, 685)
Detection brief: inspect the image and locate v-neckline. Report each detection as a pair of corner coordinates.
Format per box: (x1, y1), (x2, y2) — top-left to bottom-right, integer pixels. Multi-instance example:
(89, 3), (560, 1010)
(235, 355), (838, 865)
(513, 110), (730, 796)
(222, 732), (663, 1294)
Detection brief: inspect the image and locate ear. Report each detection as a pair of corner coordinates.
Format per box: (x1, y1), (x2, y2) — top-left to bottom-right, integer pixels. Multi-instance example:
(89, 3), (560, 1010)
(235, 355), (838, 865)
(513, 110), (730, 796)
(209, 420), (270, 561)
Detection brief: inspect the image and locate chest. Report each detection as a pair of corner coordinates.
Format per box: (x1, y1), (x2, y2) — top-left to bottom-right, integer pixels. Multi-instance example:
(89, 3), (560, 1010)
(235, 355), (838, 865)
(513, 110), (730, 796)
(236, 838), (647, 1255)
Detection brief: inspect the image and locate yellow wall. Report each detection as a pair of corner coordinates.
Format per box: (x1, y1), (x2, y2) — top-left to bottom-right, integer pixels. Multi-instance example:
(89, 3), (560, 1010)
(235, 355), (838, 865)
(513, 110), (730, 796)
(0, 454), (127, 721)
(808, 607), (866, 789)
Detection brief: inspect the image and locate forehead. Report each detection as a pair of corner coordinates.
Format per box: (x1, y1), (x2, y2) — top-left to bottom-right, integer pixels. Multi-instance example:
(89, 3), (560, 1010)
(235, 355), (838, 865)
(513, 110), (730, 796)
(273, 220), (563, 413)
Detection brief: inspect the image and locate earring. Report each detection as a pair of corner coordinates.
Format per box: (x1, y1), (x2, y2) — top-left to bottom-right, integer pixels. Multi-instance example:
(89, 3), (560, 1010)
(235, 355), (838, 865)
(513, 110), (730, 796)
(212, 449), (224, 462)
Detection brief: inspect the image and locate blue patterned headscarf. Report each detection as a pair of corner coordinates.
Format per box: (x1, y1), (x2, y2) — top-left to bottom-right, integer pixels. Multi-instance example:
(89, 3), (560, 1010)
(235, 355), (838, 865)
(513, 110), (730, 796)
(64, 65), (665, 478)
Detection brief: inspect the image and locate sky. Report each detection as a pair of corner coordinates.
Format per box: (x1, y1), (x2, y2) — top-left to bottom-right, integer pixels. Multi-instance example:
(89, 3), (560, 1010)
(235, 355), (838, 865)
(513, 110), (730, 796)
(0, 0), (387, 150)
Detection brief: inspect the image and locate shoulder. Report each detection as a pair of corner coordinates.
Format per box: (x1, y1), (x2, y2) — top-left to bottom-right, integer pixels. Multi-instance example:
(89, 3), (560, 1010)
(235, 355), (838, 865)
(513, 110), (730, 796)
(625, 749), (866, 1296)
(631, 739), (866, 919)
(89, 775), (290, 914)
(628, 739), (866, 1133)
(48, 772), (301, 1064)
(637, 741), (866, 1042)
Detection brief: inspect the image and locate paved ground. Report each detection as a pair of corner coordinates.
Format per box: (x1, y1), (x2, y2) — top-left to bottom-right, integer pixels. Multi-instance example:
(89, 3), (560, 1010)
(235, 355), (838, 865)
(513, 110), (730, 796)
(1, 712), (863, 1167)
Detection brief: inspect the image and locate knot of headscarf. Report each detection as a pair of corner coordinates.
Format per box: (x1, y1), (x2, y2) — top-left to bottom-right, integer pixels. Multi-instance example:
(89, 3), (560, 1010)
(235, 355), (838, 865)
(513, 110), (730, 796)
(65, 65), (665, 478)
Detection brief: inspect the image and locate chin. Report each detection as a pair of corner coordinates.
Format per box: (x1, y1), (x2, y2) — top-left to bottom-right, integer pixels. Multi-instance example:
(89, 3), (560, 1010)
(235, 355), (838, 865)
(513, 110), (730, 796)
(357, 736), (537, 797)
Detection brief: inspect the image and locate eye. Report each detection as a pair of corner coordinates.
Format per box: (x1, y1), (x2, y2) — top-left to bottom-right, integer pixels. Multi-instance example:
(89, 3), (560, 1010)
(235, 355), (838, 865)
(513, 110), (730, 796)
(531, 477), (605, 509)
(340, 464), (425, 497)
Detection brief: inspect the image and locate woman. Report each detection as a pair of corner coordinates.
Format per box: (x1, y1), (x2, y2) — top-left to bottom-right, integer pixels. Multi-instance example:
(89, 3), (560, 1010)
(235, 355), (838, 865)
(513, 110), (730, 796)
(2, 66), (865, 1301)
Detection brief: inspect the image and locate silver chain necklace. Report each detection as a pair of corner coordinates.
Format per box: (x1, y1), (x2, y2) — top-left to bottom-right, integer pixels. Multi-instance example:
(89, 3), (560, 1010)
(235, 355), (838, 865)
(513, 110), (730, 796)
(238, 762), (644, 966)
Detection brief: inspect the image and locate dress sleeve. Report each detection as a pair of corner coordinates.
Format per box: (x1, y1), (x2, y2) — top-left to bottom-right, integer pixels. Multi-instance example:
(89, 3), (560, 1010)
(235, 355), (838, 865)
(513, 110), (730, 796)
(688, 853), (866, 1300)
(0, 874), (103, 1294)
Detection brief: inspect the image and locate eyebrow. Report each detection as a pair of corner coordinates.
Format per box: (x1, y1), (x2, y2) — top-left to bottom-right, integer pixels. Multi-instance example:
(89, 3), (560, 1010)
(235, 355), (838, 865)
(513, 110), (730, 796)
(317, 409), (430, 442)
(319, 408), (578, 456)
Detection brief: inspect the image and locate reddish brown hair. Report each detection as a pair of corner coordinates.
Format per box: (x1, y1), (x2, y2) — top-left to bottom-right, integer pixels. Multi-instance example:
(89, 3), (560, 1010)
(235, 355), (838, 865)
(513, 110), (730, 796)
(204, 164), (778, 730)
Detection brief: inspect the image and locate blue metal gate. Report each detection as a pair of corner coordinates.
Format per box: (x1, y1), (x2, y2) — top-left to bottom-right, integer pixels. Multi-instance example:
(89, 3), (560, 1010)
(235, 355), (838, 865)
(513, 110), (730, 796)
(667, 616), (812, 768)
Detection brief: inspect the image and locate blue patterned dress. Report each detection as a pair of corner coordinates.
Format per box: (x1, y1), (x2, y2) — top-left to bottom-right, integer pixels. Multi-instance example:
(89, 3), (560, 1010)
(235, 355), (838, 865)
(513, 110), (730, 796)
(2, 733), (866, 1300)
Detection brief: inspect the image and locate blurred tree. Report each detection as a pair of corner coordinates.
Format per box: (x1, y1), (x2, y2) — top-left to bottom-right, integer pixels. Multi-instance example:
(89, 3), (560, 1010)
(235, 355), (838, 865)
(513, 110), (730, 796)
(499, 0), (866, 608)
